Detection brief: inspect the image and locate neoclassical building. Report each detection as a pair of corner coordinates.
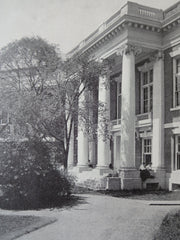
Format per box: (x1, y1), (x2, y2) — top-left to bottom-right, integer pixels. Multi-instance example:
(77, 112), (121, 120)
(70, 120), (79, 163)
(67, 1), (180, 190)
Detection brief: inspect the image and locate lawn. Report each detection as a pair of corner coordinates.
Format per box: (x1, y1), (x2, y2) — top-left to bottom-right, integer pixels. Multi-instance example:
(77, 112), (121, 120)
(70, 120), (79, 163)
(154, 210), (180, 240)
(0, 215), (56, 240)
(98, 189), (180, 201)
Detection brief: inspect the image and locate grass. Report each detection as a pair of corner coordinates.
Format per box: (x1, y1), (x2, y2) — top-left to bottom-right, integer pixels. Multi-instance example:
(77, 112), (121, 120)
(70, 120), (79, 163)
(0, 195), (84, 240)
(98, 189), (180, 201)
(0, 215), (56, 240)
(154, 210), (180, 240)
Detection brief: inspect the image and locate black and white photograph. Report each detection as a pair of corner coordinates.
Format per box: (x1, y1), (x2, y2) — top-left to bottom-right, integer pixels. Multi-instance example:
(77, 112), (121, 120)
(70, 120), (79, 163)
(0, 0), (180, 239)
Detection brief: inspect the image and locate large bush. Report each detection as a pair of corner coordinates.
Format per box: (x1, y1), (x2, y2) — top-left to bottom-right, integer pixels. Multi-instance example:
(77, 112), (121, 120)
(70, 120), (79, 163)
(0, 139), (75, 210)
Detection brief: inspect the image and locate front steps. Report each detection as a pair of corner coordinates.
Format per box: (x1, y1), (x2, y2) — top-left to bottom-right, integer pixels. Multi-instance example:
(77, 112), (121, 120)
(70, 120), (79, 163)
(69, 167), (164, 191)
(69, 167), (115, 190)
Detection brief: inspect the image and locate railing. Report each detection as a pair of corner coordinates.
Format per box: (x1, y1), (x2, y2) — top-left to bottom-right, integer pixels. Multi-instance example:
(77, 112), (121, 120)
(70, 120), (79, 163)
(139, 8), (156, 18)
(111, 119), (121, 126)
(111, 112), (152, 127)
(136, 112), (152, 121)
(164, 2), (180, 19)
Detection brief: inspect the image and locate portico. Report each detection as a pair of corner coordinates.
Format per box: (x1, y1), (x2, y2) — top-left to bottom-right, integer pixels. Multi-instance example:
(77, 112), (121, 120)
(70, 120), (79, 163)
(67, 1), (180, 190)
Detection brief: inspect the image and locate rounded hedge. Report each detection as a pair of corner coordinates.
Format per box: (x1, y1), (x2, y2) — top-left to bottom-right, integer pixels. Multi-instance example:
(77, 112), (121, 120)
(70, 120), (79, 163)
(0, 140), (75, 210)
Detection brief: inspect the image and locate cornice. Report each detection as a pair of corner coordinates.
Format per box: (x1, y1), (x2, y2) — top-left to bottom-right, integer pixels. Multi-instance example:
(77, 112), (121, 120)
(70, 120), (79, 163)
(72, 20), (162, 57)
(67, 2), (180, 58)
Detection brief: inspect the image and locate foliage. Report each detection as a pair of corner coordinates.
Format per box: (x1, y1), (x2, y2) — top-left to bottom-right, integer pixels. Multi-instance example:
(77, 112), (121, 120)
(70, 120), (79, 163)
(0, 139), (75, 210)
(0, 37), (65, 163)
(154, 210), (180, 240)
(0, 37), (106, 169)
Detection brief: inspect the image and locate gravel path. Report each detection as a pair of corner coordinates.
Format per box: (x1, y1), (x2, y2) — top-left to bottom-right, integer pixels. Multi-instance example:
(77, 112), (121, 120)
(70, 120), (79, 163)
(5, 194), (180, 240)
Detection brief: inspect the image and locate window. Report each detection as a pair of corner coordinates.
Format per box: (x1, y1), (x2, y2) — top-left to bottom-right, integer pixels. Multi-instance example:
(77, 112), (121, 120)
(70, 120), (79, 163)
(141, 69), (153, 113)
(117, 80), (122, 119)
(110, 74), (122, 122)
(170, 45), (180, 108)
(174, 58), (180, 107)
(175, 135), (180, 170)
(142, 138), (152, 166)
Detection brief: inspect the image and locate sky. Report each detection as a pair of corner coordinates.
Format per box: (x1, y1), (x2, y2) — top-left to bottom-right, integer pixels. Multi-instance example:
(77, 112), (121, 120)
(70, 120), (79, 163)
(0, 0), (178, 54)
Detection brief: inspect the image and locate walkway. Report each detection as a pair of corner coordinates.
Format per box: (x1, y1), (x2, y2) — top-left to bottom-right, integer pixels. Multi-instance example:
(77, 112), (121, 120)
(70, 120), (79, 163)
(6, 194), (180, 240)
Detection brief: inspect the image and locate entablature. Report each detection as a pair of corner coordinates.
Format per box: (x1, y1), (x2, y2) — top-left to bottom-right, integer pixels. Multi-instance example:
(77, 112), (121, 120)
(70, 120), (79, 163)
(67, 1), (180, 59)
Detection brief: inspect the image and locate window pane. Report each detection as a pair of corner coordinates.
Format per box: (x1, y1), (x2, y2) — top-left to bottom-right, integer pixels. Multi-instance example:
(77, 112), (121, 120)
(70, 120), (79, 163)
(143, 72), (148, 85)
(175, 77), (180, 91)
(175, 92), (180, 106)
(118, 95), (121, 119)
(177, 59), (180, 74)
(178, 144), (180, 152)
(150, 86), (153, 111)
(149, 69), (153, 82)
(144, 154), (151, 165)
(118, 82), (121, 94)
(177, 154), (180, 170)
(144, 100), (148, 113)
(144, 139), (152, 153)
(143, 88), (148, 99)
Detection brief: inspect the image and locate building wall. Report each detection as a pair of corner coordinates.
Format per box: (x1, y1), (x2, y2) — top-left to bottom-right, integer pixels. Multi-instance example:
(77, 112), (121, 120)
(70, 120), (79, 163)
(164, 128), (173, 173)
(164, 46), (180, 123)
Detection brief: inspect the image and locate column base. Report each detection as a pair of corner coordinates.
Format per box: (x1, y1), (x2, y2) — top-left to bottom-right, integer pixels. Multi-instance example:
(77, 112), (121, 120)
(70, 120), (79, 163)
(119, 168), (141, 190)
(152, 168), (166, 189)
(95, 166), (112, 176)
(75, 165), (93, 173)
(141, 168), (166, 190)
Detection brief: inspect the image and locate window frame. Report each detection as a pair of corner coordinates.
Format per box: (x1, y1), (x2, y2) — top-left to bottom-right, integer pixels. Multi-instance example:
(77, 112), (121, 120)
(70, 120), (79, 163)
(117, 78), (122, 120)
(142, 138), (152, 166)
(175, 135), (180, 170)
(173, 57), (180, 108)
(140, 69), (153, 114)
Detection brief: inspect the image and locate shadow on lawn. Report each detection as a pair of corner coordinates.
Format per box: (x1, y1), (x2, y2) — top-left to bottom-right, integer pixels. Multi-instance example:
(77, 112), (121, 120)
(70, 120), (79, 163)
(97, 189), (180, 201)
(0, 194), (88, 211)
(55, 194), (88, 210)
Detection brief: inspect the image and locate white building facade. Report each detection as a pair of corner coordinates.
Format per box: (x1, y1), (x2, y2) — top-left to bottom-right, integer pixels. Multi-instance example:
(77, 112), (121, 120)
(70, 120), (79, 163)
(68, 1), (180, 190)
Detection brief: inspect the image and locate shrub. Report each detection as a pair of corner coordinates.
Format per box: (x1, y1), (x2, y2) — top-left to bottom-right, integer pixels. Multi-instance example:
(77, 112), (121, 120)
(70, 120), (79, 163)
(0, 139), (75, 210)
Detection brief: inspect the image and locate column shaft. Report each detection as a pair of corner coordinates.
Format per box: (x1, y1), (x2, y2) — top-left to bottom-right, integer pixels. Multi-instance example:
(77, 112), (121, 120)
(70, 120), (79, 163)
(120, 50), (135, 168)
(67, 123), (74, 167)
(97, 75), (110, 167)
(77, 87), (89, 166)
(152, 56), (164, 168)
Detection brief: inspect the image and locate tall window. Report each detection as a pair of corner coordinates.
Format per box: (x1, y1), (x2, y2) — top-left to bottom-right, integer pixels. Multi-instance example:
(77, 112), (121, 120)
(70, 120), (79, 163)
(117, 80), (122, 119)
(175, 135), (180, 170)
(110, 74), (121, 122)
(174, 58), (180, 107)
(141, 69), (153, 113)
(142, 138), (152, 165)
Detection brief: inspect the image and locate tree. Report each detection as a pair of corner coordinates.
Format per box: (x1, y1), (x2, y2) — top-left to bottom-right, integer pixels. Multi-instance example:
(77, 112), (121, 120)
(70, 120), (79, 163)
(0, 37), (106, 170)
(61, 54), (106, 168)
(0, 37), (65, 164)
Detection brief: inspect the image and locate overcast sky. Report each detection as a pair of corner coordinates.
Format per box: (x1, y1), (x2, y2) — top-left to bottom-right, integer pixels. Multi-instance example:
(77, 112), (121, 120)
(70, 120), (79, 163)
(0, 0), (178, 54)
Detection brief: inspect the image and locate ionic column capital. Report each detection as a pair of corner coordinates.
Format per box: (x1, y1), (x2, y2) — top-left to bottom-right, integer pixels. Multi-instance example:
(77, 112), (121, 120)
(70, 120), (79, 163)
(150, 50), (164, 62)
(116, 43), (142, 56)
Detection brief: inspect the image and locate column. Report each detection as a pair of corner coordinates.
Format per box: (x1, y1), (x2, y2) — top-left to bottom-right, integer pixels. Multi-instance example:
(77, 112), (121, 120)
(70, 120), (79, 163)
(67, 123), (74, 168)
(77, 85), (89, 168)
(152, 52), (164, 168)
(97, 74), (111, 168)
(117, 44), (141, 189)
(88, 90), (97, 166)
(120, 44), (136, 168)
